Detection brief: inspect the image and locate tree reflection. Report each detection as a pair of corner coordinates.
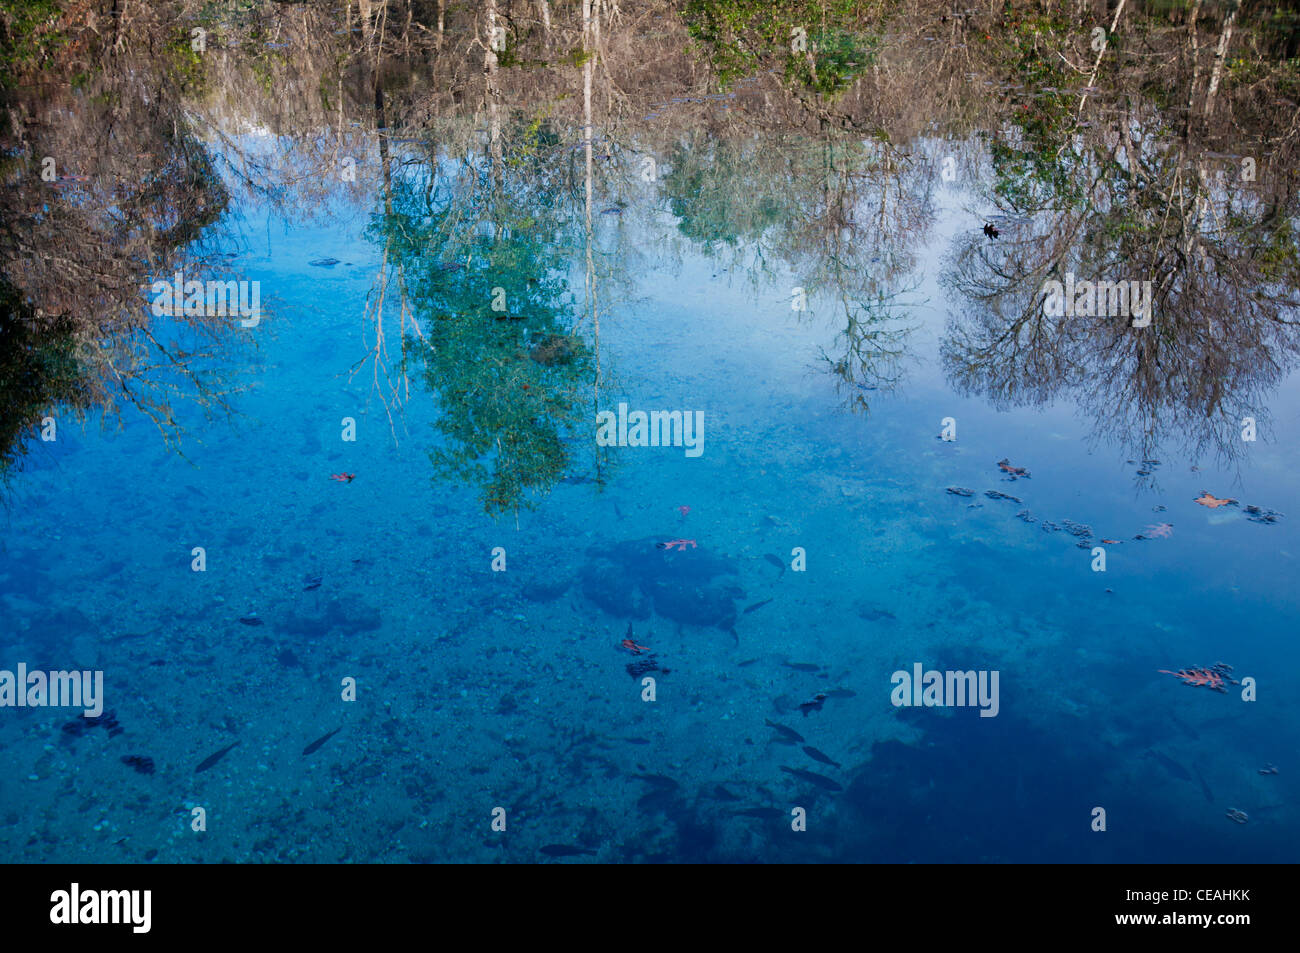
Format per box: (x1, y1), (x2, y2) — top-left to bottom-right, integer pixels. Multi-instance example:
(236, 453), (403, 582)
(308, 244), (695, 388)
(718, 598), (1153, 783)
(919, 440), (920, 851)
(942, 106), (1300, 466)
(2, 0), (1298, 489)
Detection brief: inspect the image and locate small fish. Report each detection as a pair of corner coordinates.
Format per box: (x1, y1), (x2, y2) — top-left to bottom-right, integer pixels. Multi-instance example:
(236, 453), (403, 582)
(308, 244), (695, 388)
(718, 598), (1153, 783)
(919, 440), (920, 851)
(194, 741), (240, 774)
(121, 755), (155, 775)
(858, 607), (896, 622)
(802, 745), (842, 768)
(677, 505), (690, 517)
(302, 728), (342, 756)
(743, 598), (774, 615)
(732, 807), (786, 819)
(1194, 766), (1215, 805)
(783, 661), (820, 672)
(330, 473), (356, 483)
(763, 554), (786, 577)
(309, 257), (340, 267)
(621, 638), (650, 654)
(303, 573), (322, 591)
(780, 766), (843, 792)
(946, 486), (975, 497)
(764, 719), (805, 743)
(619, 737), (652, 746)
(798, 693), (828, 717)
(540, 844), (598, 856)
(1145, 749), (1193, 782)
(824, 688), (856, 699)
(238, 614), (263, 626)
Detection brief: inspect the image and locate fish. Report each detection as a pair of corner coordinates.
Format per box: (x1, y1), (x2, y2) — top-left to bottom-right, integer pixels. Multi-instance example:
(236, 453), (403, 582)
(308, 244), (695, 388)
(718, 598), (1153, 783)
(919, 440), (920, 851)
(732, 807), (786, 819)
(743, 598), (774, 615)
(763, 554), (786, 577)
(1193, 766), (1215, 804)
(194, 741), (240, 773)
(1145, 749), (1193, 783)
(539, 844), (597, 857)
(857, 607), (896, 622)
(302, 728), (342, 756)
(783, 661), (820, 672)
(802, 745), (842, 768)
(764, 719), (805, 743)
(780, 766), (843, 792)
(677, 505), (690, 517)
(798, 693), (828, 717)
(621, 638), (650, 654)
(618, 737), (651, 745)
(121, 755), (155, 775)
(330, 473), (356, 483)
(824, 688), (856, 699)
(946, 486), (975, 497)
(302, 573), (322, 591)
(308, 257), (340, 267)
(238, 614), (263, 626)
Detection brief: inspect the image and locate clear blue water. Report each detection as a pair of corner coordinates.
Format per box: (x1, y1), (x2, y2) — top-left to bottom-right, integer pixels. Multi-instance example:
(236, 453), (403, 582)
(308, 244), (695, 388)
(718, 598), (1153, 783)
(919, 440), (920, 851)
(2, 132), (1297, 863)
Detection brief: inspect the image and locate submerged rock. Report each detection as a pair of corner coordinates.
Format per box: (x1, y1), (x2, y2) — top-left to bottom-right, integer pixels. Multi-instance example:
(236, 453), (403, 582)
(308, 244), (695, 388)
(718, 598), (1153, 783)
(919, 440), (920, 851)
(579, 536), (744, 631)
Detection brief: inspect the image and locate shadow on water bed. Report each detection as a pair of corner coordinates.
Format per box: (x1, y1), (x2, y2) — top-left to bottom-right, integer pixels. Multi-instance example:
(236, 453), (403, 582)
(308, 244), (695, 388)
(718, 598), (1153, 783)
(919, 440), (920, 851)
(579, 537), (745, 634)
